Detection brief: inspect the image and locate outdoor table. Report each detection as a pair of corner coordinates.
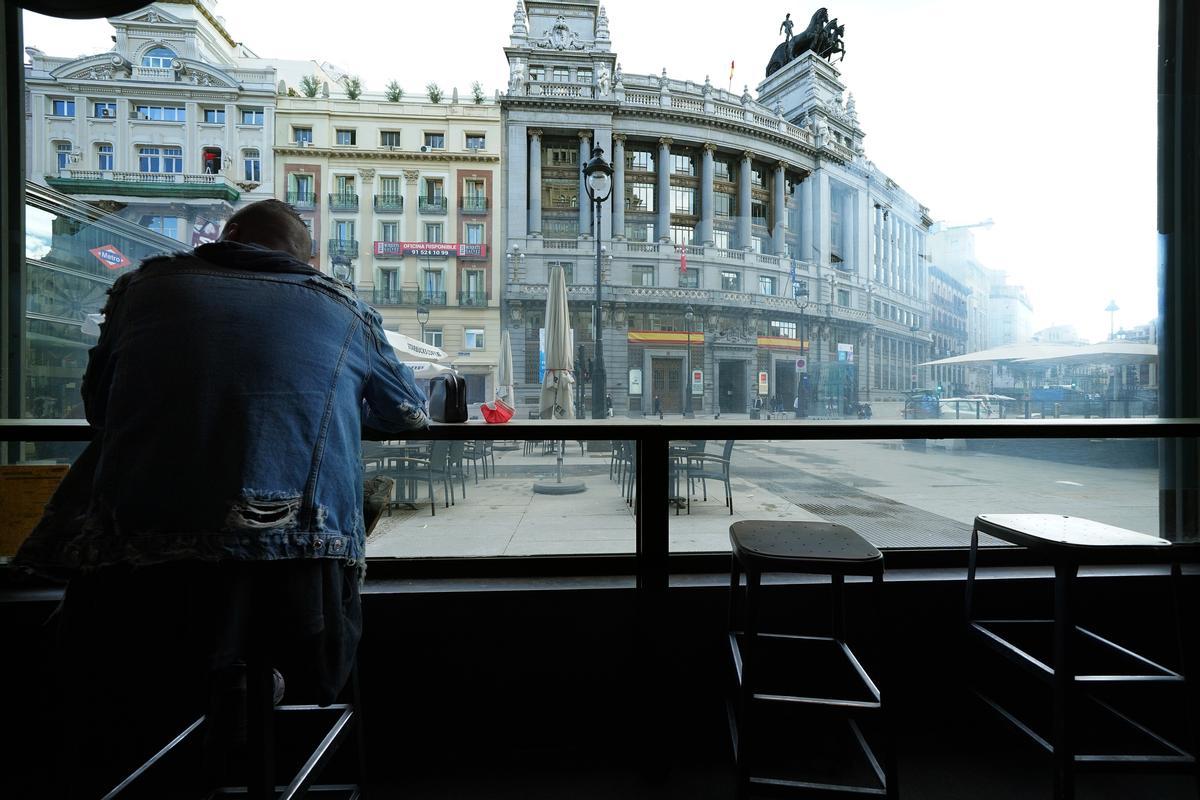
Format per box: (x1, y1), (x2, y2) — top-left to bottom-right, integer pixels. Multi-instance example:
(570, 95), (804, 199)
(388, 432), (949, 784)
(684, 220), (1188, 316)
(379, 442), (432, 509)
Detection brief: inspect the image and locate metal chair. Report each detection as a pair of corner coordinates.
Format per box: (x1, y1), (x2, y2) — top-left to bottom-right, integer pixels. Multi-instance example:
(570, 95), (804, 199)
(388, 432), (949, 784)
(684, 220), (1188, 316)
(684, 439), (735, 514)
(392, 441), (452, 516)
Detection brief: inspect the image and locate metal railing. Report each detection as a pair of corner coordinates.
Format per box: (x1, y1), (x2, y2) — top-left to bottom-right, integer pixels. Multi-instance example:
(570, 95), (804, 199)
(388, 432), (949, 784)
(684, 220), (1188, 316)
(287, 191), (316, 208)
(458, 291), (489, 306)
(374, 194), (404, 212)
(461, 197), (489, 214)
(329, 192), (359, 211)
(369, 288), (419, 306)
(419, 197), (447, 214)
(420, 291), (448, 306)
(327, 239), (359, 256)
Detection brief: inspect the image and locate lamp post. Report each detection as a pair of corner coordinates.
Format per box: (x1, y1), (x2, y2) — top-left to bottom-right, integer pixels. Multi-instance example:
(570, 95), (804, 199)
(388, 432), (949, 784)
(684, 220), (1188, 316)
(582, 146), (614, 420)
(416, 303), (430, 343)
(684, 305), (695, 417)
(794, 279), (809, 418)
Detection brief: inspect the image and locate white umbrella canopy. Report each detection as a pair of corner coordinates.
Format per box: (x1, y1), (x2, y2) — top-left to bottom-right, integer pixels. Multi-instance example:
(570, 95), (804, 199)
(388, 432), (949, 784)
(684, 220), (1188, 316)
(497, 329), (514, 402)
(403, 361), (456, 379)
(539, 265), (575, 419)
(384, 329), (447, 362)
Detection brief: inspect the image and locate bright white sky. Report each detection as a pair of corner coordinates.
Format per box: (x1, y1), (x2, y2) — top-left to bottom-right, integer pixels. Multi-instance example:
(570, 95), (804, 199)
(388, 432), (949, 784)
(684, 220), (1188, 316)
(23, 0), (1158, 343)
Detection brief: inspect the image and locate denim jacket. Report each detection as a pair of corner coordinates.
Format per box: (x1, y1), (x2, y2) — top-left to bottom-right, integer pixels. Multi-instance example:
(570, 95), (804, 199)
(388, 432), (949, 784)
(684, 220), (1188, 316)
(18, 241), (427, 575)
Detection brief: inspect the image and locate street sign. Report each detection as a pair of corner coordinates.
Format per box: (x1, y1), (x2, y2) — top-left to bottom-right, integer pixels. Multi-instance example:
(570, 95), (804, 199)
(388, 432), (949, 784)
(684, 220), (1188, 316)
(691, 369), (703, 396)
(758, 371), (769, 396)
(89, 244), (131, 270)
(795, 357), (807, 373)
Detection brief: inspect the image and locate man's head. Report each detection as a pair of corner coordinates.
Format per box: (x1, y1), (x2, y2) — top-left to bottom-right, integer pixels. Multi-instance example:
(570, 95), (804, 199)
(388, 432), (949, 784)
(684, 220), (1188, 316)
(218, 199), (311, 262)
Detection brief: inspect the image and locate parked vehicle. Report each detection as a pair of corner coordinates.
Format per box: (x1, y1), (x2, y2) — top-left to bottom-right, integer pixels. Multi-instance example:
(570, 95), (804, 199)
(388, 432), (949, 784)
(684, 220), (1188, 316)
(849, 401), (873, 419)
(902, 390), (941, 419)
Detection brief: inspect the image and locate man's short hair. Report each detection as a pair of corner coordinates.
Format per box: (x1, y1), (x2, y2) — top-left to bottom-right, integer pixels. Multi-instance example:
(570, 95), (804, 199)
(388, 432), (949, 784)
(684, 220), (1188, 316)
(223, 199), (312, 262)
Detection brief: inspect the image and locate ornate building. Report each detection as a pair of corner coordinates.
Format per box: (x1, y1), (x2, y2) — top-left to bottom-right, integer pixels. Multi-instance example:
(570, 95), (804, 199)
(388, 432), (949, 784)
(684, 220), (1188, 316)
(500, 0), (933, 415)
(23, 0), (277, 242)
(274, 92), (503, 402)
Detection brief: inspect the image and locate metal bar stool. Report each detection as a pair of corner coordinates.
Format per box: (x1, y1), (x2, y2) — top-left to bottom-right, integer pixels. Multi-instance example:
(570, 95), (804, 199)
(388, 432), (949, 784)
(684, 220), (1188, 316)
(966, 513), (1200, 799)
(728, 520), (897, 798)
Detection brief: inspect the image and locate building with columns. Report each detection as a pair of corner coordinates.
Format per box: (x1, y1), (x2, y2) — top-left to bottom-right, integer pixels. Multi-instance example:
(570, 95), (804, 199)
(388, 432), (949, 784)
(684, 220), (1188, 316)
(500, 0), (934, 416)
(273, 92), (503, 402)
(23, 0), (277, 242)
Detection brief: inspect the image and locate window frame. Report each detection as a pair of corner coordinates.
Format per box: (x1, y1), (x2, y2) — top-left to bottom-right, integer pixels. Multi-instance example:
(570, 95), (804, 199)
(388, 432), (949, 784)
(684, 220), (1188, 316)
(335, 129), (357, 146)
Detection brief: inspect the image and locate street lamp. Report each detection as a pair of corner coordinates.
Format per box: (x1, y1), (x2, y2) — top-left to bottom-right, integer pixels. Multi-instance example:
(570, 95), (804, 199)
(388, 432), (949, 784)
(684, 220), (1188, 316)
(794, 280), (809, 418)
(416, 303), (430, 343)
(684, 305), (695, 417)
(582, 146), (613, 420)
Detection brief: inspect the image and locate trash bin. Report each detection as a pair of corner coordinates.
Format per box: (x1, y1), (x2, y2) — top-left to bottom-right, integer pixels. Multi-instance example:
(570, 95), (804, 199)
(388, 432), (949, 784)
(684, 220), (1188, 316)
(750, 409), (760, 420)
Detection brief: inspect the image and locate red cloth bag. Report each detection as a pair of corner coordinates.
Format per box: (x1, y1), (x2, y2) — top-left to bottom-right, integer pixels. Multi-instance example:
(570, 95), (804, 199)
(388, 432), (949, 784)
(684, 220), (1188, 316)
(480, 398), (514, 424)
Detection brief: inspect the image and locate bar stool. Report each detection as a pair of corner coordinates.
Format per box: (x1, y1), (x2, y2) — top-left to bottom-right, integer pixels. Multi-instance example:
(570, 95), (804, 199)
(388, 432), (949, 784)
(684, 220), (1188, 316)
(728, 520), (897, 798)
(966, 513), (1199, 799)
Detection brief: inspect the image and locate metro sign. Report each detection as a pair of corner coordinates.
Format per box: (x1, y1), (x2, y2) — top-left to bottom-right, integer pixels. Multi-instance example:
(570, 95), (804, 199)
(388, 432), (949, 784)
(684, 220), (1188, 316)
(89, 245), (132, 270)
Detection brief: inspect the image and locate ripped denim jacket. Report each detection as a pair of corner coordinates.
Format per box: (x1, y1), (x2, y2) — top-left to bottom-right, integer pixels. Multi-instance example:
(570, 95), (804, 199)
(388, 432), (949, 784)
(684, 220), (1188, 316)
(20, 242), (427, 575)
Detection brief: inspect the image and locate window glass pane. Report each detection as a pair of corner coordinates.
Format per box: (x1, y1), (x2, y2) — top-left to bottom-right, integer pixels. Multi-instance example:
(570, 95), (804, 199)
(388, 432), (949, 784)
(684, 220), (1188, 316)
(380, 131), (402, 147)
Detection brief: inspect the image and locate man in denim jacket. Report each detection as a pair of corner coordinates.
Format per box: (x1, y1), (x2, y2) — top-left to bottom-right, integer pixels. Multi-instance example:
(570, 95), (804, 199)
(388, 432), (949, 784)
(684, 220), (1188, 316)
(28, 199), (429, 794)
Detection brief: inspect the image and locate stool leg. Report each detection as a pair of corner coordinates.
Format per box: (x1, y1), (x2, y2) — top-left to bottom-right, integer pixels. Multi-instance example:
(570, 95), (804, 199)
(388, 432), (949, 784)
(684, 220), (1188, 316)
(873, 572), (899, 800)
(831, 574), (845, 642)
(246, 657), (275, 800)
(728, 555), (741, 632)
(1052, 562), (1078, 800)
(351, 663), (368, 789)
(1170, 561), (1200, 797)
(736, 569), (762, 794)
(965, 525), (980, 623)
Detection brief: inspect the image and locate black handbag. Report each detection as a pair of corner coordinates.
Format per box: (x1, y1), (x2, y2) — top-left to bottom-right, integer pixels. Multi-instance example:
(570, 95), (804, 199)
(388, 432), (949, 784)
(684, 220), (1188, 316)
(428, 374), (468, 423)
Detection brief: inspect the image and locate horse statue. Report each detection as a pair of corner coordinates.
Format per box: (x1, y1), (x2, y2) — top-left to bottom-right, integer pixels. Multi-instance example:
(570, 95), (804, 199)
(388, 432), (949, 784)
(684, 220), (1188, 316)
(766, 8), (846, 77)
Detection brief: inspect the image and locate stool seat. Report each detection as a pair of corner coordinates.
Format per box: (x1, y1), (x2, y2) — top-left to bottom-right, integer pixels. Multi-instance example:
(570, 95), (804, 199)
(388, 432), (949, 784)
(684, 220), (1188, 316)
(975, 514), (1180, 565)
(730, 520), (883, 576)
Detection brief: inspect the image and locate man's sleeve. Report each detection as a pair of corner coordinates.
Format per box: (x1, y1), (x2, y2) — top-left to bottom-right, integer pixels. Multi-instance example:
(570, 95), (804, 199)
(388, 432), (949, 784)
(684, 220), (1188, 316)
(81, 274), (132, 427)
(361, 306), (430, 435)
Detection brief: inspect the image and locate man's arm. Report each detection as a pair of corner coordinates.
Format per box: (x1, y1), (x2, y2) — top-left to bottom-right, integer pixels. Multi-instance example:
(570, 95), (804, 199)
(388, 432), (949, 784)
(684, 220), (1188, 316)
(361, 306), (429, 435)
(81, 273), (133, 427)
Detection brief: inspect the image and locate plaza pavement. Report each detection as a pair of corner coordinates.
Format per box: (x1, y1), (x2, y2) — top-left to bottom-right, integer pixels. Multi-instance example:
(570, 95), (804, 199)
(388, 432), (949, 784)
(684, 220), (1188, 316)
(367, 433), (1158, 558)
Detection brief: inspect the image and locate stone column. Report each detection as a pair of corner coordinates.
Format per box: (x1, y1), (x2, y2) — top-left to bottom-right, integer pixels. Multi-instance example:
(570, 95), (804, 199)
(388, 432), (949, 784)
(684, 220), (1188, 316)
(738, 151), (752, 250)
(798, 175), (813, 263)
(772, 161), (787, 256)
(699, 143), (716, 246)
(656, 137), (672, 242)
(528, 128), (543, 237)
(114, 98), (129, 171)
(840, 188), (854, 272)
(185, 101), (199, 174)
(612, 133), (626, 239)
(358, 168), (376, 290)
(578, 130), (592, 237)
(506, 122), (528, 241)
(74, 94), (87, 163)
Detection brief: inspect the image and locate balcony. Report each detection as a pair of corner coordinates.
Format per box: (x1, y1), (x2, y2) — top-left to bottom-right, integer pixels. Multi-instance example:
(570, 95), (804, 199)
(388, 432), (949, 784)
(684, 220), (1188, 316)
(461, 197), (489, 214)
(329, 192), (359, 211)
(419, 197), (448, 214)
(458, 291), (489, 307)
(420, 291), (448, 306)
(46, 169), (240, 202)
(369, 288), (420, 306)
(327, 239), (359, 257)
(374, 194), (404, 213)
(287, 191), (316, 209)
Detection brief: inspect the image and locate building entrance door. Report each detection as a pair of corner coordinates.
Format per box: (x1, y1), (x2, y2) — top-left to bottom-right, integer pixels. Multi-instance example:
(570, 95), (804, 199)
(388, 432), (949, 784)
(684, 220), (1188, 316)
(719, 360), (746, 414)
(651, 357), (683, 413)
(774, 361), (797, 414)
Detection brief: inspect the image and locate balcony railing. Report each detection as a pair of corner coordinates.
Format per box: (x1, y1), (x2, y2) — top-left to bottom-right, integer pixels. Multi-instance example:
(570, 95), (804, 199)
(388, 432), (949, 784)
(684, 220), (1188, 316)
(287, 191), (316, 208)
(374, 194), (404, 213)
(327, 239), (359, 257)
(458, 291), (489, 306)
(329, 192), (359, 211)
(48, 168), (240, 201)
(419, 197), (447, 214)
(461, 197), (489, 214)
(369, 288), (420, 306)
(420, 291), (448, 306)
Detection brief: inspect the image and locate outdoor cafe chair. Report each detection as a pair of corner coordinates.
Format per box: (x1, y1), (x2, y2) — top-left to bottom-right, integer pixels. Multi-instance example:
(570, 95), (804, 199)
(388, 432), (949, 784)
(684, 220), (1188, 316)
(684, 439), (735, 515)
(391, 440), (453, 516)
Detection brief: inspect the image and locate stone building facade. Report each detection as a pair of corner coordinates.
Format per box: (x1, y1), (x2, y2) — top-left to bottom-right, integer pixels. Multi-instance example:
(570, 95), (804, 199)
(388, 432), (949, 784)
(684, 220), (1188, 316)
(500, 0), (933, 416)
(23, 1), (277, 242)
(273, 94), (503, 401)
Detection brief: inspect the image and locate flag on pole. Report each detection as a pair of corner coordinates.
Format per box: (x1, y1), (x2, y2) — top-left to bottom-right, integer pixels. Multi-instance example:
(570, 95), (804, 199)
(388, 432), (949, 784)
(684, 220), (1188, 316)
(679, 246), (688, 274)
(728, 60), (735, 91)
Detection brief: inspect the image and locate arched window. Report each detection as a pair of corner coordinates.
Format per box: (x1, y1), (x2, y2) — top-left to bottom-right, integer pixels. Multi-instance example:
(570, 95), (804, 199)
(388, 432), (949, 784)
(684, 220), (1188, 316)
(55, 141), (72, 170)
(243, 148), (261, 182)
(141, 46), (175, 68)
(96, 143), (113, 170)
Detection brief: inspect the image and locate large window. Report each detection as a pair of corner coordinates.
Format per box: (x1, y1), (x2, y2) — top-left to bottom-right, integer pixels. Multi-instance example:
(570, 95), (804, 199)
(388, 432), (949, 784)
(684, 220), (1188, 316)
(240, 107), (264, 125)
(54, 141), (72, 170)
(96, 143), (112, 170)
(138, 146), (183, 173)
(243, 149), (261, 182)
(632, 265), (656, 287)
(93, 101), (116, 118)
(626, 149), (653, 171)
(627, 183), (654, 212)
(759, 276), (777, 296)
(135, 105), (185, 121)
(293, 127), (313, 144)
(423, 132), (445, 150)
(51, 98), (75, 116)
(380, 131), (402, 148)
(336, 129), (356, 146)
(669, 186), (695, 215)
(721, 271), (741, 291)
(141, 46), (175, 68)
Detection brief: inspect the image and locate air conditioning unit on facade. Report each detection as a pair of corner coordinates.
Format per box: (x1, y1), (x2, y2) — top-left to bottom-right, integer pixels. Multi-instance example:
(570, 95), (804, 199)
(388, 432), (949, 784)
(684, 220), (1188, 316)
(419, 145), (430, 153)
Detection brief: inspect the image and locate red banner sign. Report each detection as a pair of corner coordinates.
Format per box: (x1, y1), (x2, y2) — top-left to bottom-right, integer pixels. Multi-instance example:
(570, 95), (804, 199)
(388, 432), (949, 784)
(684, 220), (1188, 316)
(373, 241), (487, 259)
(89, 244), (131, 270)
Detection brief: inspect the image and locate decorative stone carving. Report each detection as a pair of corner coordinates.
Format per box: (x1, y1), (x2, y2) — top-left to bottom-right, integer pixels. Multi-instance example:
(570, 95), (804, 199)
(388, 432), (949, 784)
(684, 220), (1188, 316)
(741, 85), (754, 106)
(528, 128), (543, 139)
(511, 0), (529, 36)
(358, 168), (376, 181)
(534, 15), (586, 51)
(596, 6), (611, 41)
(658, 68), (669, 89)
(613, 62), (623, 84)
(703, 74), (712, 94)
(403, 169), (420, 184)
(508, 60), (524, 93)
(509, 302), (524, 322)
(595, 66), (611, 96)
(845, 92), (858, 123)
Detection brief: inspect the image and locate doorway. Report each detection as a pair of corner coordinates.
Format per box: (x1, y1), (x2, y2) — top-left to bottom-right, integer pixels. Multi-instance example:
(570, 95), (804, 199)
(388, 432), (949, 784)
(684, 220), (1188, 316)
(774, 361), (797, 414)
(719, 360), (746, 414)
(651, 357), (683, 413)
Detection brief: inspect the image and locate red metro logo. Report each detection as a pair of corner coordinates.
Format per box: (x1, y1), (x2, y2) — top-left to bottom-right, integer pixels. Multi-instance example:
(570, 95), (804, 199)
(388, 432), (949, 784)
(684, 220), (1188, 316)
(89, 245), (132, 270)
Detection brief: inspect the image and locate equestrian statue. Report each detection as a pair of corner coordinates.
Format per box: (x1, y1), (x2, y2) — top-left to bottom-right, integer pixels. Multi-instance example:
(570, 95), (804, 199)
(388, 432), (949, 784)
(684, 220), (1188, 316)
(767, 8), (845, 77)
